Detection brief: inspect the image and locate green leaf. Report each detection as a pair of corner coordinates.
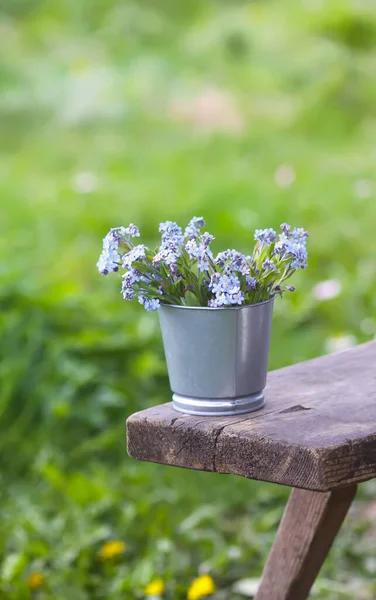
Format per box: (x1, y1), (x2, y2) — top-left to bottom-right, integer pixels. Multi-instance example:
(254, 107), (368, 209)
(1, 553), (28, 582)
(132, 261), (153, 274)
(184, 291), (201, 306)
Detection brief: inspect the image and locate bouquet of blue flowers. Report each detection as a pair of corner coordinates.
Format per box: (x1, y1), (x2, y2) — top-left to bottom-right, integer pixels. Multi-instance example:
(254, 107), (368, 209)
(97, 218), (308, 311)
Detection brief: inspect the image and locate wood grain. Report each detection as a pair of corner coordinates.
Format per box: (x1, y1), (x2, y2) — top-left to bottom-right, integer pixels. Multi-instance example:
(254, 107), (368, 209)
(255, 485), (357, 600)
(127, 341), (376, 491)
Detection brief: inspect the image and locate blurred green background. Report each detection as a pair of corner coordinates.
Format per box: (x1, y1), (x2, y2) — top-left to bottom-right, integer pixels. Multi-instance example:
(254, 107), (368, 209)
(1, 0), (376, 598)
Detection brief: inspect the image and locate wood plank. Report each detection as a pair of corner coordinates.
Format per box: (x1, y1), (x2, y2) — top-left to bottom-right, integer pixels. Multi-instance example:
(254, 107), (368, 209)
(255, 485), (357, 600)
(127, 341), (376, 491)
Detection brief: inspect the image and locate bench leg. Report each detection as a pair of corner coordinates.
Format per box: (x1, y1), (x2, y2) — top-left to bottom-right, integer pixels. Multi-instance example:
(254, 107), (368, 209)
(255, 485), (357, 600)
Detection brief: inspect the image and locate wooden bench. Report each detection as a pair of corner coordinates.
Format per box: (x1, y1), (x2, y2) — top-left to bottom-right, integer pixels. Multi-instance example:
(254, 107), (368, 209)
(126, 341), (376, 599)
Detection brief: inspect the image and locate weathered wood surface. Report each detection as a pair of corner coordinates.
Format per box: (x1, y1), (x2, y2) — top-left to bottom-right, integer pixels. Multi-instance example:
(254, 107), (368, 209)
(255, 485), (357, 600)
(127, 341), (376, 491)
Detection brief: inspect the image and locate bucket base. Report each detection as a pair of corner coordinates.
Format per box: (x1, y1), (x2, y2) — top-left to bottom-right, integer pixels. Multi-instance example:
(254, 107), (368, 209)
(172, 391), (265, 417)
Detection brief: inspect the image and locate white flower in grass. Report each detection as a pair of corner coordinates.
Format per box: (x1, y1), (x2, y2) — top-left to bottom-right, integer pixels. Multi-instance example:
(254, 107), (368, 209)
(353, 179), (372, 200)
(274, 164), (295, 188)
(72, 172), (98, 194)
(360, 318), (376, 335)
(312, 280), (341, 301)
(325, 335), (356, 354)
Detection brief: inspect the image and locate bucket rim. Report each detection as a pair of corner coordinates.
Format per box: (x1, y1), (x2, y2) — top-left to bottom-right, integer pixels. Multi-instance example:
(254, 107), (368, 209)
(159, 295), (275, 312)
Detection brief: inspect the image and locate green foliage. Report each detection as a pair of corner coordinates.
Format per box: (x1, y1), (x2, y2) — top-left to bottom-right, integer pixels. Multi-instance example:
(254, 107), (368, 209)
(1, 0), (376, 597)
(98, 222), (307, 309)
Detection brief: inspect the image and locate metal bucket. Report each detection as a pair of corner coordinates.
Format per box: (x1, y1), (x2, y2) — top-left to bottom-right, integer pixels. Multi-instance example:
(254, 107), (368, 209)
(158, 297), (274, 416)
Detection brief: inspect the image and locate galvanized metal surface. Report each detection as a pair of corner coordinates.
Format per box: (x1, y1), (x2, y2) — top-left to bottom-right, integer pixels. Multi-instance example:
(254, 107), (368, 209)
(158, 298), (274, 416)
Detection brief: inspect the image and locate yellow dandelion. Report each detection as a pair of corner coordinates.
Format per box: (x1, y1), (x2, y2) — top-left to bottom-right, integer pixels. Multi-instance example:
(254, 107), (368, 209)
(145, 578), (165, 596)
(187, 574), (216, 600)
(27, 572), (44, 590)
(98, 540), (126, 560)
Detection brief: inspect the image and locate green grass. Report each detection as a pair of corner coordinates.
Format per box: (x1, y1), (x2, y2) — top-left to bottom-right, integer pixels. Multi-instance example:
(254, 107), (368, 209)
(1, 0), (376, 597)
